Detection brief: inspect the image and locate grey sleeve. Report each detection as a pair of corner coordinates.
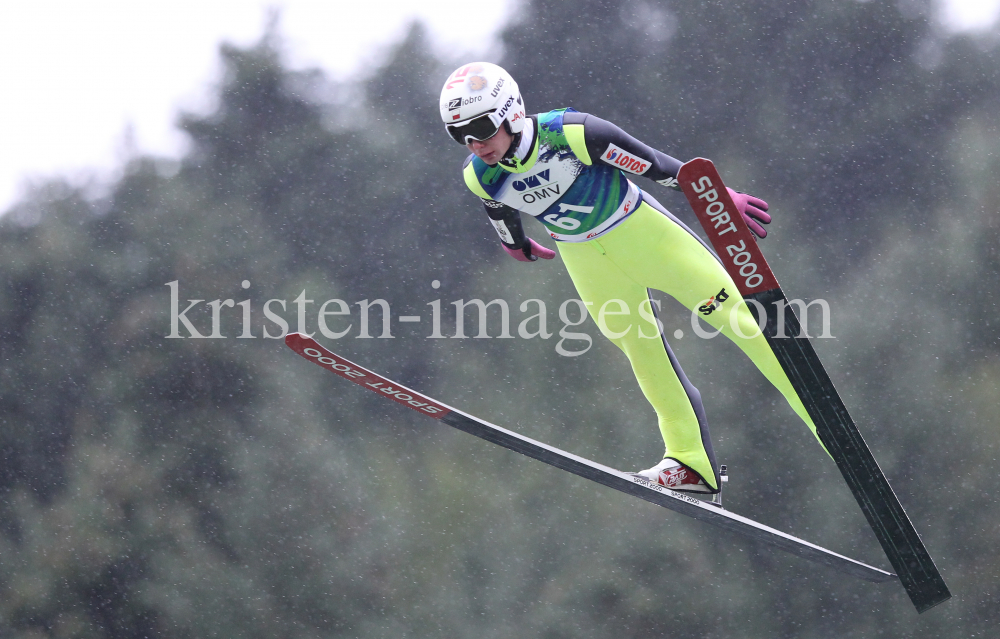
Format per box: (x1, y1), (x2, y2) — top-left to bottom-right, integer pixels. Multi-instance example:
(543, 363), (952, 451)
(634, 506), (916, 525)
(564, 111), (684, 190)
(462, 153), (531, 250)
(482, 198), (529, 250)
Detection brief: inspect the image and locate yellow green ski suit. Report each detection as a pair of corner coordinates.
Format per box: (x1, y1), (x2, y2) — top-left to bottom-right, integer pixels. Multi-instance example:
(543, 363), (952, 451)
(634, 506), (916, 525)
(462, 108), (818, 491)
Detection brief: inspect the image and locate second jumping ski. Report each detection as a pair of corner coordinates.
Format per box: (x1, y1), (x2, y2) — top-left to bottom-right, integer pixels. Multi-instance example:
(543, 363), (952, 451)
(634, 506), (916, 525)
(285, 332), (894, 585)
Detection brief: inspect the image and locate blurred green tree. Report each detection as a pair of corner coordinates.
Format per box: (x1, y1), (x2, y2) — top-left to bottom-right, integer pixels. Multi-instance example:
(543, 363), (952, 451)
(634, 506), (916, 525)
(0, 2), (998, 637)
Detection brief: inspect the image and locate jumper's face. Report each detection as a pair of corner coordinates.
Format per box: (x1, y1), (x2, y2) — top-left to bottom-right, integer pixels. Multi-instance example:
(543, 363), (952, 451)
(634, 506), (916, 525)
(466, 124), (512, 166)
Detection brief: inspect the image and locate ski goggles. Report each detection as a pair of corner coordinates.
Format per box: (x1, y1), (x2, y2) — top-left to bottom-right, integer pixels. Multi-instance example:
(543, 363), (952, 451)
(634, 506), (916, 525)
(446, 111), (500, 145)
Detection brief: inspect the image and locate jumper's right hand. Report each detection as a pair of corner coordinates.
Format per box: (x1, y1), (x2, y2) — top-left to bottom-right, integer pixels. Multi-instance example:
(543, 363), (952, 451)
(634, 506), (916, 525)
(727, 188), (771, 239)
(503, 239), (555, 262)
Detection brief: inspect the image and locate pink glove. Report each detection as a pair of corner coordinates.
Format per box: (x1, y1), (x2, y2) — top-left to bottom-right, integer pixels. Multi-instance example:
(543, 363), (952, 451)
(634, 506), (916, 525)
(727, 187), (771, 239)
(503, 239), (555, 262)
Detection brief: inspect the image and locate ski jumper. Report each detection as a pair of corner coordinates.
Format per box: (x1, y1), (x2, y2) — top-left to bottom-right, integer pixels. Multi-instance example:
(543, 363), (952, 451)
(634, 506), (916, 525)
(462, 109), (819, 491)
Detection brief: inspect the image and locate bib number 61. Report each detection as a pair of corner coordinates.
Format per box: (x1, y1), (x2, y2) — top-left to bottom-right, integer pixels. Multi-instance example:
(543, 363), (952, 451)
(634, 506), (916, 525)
(543, 203), (594, 231)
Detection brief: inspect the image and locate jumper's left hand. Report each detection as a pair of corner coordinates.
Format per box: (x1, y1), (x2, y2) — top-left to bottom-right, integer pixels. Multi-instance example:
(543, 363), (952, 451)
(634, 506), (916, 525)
(503, 238), (556, 262)
(727, 188), (771, 239)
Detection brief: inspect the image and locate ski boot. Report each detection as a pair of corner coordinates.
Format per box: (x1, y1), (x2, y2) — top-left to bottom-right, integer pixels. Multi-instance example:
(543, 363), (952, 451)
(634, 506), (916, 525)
(631, 457), (717, 494)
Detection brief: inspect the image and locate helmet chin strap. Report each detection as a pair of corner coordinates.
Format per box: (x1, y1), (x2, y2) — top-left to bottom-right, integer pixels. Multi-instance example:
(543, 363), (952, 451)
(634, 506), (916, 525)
(500, 118), (535, 170)
(501, 122), (521, 162)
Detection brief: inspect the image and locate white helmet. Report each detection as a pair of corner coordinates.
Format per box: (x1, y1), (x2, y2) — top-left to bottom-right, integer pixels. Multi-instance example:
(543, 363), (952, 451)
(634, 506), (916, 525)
(439, 62), (526, 145)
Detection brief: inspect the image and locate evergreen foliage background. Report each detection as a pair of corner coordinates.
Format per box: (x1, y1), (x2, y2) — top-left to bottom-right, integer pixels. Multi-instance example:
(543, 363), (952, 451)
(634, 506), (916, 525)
(1, 1), (998, 636)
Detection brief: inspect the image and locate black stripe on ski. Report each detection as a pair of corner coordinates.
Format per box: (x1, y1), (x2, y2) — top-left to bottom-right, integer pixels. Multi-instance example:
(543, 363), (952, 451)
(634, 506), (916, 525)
(678, 158), (949, 613)
(748, 288), (951, 611)
(286, 332), (895, 585)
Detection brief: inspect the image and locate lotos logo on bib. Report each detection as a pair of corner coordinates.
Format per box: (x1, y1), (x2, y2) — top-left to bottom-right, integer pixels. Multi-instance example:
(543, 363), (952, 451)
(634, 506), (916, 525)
(603, 143), (651, 175)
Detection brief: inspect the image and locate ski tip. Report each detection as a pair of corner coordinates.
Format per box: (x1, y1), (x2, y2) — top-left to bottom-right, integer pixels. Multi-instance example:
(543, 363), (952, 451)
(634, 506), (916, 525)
(285, 332), (313, 350)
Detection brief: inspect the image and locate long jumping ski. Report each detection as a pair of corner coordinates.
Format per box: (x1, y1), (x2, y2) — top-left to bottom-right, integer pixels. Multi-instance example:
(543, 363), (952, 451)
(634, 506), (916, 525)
(677, 158), (949, 613)
(285, 332), (894, 585)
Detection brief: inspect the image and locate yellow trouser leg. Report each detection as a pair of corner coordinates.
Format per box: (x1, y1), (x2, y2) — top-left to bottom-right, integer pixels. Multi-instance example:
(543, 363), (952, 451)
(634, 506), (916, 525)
(558, 200), (822, 487)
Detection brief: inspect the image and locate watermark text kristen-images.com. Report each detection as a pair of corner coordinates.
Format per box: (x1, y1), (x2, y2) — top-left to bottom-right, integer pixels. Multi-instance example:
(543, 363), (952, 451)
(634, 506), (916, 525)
(165, 280), (834, 357)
